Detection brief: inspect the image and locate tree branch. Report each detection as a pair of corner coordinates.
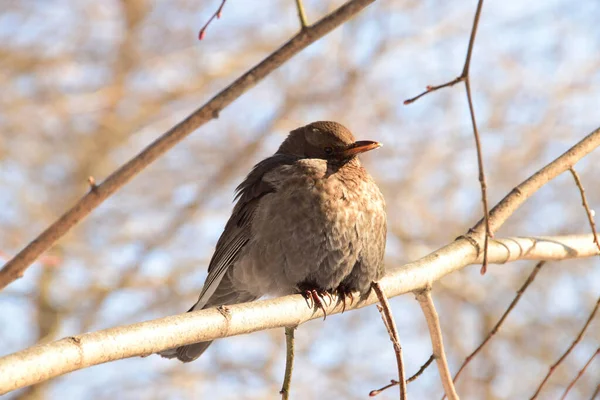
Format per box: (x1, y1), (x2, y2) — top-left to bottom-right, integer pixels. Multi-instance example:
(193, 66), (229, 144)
(415, 289), (458, 400)
(560, 347), (599, 400)
(370, 354), (434, 396)
(0, 0), (376, 291)
(280, 326), (296, 400)
(569, 168), (600, 254)
(294, 0), (309, 29)
(198, 0), (227, 40)
(373, 282), (407, 399)
(472, 126), (600, 236)
(0, 233), (597, 395)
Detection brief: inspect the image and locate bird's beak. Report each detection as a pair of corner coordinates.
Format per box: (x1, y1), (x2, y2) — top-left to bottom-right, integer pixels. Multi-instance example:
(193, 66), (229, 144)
(340, 140), (382, 157)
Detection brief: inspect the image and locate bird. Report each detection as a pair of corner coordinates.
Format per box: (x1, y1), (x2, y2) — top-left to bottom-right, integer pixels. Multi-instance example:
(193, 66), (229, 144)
(159, 121), (386, 362)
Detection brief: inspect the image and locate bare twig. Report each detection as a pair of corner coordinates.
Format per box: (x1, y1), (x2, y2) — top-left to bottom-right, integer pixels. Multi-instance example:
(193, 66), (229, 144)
(370, 380), (398, 396)
(87, 176), (97, 191)
(280, 326), (296, 400)
(415, 289), (459, 400)
(560, 347), (599, 400)
(0, 0), (376, 291)
(460, 0), (490, 275)
(531, 166), (600, 399)
(294, 0), (309, 28)
(530, 295), (600, 399)
(407, 354), (435, 383)
(451, 261), (545, 388)
(198, 0), (227, 40)
(373, 282), (407, 400)
(464, 76), (490, 275)
(569, 168), (600, 254)
(590, 383), (600, 400)
(460, 0), (484, 77)
(370, 354), (434, 396)
(403, 78), (463, 105)
(404, 0), (491, 274)
(404, 0), (484, 104)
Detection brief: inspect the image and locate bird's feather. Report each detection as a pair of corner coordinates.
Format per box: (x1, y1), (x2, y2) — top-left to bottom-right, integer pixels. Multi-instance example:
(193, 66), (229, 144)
(190, 154), (298, 310)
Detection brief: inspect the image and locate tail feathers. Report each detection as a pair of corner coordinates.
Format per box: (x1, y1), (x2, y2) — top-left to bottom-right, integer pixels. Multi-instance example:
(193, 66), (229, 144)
(158, 278), (257, 363)
(157, 302), (214, 362)
(159, 341), (213, 362)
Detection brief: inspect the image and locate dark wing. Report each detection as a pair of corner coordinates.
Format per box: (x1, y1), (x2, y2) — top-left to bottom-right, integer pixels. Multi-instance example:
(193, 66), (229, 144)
(190, 154), (298, 310)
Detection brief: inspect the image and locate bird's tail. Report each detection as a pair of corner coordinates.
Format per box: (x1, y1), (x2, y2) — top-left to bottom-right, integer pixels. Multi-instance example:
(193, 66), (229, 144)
(157, 302), (215, 362)
(158, 276), (257, 362)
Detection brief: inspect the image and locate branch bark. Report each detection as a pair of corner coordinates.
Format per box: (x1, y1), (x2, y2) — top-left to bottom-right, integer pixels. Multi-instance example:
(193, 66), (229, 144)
(0, 0), (376, 291)
(280, 326), (296, 400)
(415, 289), (458, 400)
(373, 282), (407, 399)
(0, 233), (598, 395)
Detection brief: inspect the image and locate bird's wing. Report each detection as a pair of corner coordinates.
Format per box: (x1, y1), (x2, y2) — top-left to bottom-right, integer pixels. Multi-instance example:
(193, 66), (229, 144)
(190, 154), (298, 311)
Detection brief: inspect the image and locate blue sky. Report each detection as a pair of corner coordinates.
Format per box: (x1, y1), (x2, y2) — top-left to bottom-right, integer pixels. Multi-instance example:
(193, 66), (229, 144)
(1, 0), (599, 398)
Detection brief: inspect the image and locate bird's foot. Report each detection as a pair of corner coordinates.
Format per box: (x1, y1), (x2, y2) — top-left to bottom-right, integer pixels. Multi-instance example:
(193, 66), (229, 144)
(300, 288), (333, 320)
(336, 286), (355, 313)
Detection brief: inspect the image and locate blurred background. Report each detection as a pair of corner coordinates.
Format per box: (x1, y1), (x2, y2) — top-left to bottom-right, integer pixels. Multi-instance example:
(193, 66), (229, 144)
(1, 0), (599, 399)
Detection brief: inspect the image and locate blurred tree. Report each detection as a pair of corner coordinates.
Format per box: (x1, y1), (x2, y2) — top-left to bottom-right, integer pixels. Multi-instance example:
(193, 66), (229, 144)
(0, 0), (599, 399)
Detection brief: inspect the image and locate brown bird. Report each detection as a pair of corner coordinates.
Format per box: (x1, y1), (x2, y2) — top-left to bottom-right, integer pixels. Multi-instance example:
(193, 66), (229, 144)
(159, 121), (386, 362)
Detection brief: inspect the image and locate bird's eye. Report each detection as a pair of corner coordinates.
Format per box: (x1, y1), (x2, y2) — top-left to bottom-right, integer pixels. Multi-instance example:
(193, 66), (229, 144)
(324, 147), (333, 155)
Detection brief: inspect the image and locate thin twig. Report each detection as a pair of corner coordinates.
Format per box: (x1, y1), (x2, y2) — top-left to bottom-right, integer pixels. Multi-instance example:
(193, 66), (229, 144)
(590, 383), (600, 400)
(370, 354), (434, 396)
(460, 0), (484, 77)
(463, 0), (489, 274)
(464, 77), (491, 275)
(451, 261), (545, 388)
(403, 77), (463, 105)
(403, 0), (484, 104)
(560, 347), (599, 400)
(198, 0), (227, 40)
(294, 0), (309, 28)
(530, 296), (600, 399)
(404, 0), (491, 274)
(0, 0), (376, 292)
(373, 282), (407, 400)
(569, 168), (600, 254)
(415, 289), (459, 400)
(280, 326), (296, 400)
(407, 354), (435, 383)
(87, 176), (97, 191)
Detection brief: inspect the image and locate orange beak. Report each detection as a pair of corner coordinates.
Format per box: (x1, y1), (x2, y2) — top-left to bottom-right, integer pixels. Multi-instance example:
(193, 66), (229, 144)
(339, 140), (382, 158)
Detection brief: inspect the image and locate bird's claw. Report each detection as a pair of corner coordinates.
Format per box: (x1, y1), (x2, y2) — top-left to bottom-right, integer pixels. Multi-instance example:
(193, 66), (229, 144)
(336, 287), (355, 313)
(301, 289), (331, 320)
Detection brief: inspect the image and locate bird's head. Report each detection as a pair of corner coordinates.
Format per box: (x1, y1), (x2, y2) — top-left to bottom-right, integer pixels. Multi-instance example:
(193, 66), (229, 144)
(277, 121), (382, 162)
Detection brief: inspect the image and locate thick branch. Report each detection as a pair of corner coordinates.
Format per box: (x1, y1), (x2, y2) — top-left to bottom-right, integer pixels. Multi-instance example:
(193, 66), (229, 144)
(0, 0), (376, 291)
(0, 233), (597, 395)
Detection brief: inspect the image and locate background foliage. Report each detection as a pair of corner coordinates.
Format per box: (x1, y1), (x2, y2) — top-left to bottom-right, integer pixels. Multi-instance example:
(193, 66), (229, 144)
(1, 0), (599, 398)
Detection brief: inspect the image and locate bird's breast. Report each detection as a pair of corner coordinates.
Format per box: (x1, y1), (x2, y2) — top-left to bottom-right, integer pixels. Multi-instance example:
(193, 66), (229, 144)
(232, 159), (385, 296)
